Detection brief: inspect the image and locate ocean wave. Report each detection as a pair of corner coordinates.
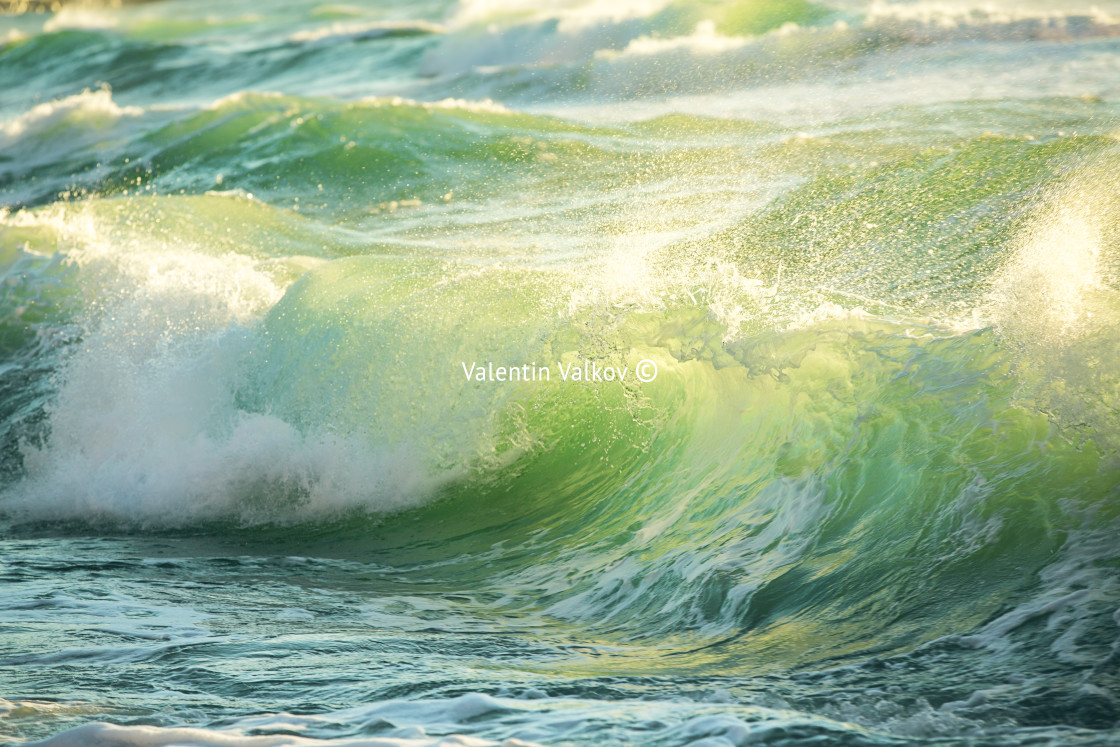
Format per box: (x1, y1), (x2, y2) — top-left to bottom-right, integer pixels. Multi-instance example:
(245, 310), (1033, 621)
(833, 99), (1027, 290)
(288, 20), (446, 45)
(40, 7), (118, 34)
(1, 86), (141, 141)
(29, 703), (546, 747)
(3, 220), (1116, 690)
(16, 693), (885, 747)
(3, 116), (1117, 533)
(5, 0), (1118, 113)
(0, 87), (153, 210)
(419, 0), (1120, 104)
(448, 0), (675, 32)
(866, 1), (1120, 43)
(593, 19), (754, 60)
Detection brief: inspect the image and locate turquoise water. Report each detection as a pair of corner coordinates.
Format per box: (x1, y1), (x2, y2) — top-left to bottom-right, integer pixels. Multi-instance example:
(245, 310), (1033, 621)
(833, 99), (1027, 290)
(2, 1), (1120, 745)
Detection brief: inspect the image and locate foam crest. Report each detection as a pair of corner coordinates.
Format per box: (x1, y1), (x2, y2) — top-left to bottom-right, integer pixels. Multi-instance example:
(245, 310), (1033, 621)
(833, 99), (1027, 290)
(1, 87), (141, 141)
(449, 0), (672, 31)
(424, 1), (822, 80)
(595, 20), (750, 59)
(42, 8), (118, 33)
(288, 20), (446, 44)
(3, 203), (437, 526)
(988, 168), (1120, 449)
(992, 198), (1104, 342)
(866, 1), (1120, 42)
(30, 721), (542, 747)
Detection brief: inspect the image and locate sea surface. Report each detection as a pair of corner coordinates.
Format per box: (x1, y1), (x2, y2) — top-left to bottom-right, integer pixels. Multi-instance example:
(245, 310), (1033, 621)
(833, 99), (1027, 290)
(2, 0), (1120, 745)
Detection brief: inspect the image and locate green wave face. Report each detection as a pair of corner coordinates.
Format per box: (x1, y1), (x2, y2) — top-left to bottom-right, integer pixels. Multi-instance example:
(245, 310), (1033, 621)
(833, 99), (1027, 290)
(2, 0), (1120, 744)
(236, 253), (1116, 676)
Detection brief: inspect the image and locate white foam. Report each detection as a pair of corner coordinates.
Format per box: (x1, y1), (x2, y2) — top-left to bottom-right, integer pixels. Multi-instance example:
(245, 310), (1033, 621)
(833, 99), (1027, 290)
(449, 0), (672, 32)
(423, 0), (1120, 119)
(42, 8), (118, 33)
(866, 1), (1120, 42)
(2, 203), (441, 527)
(986, 171), (1120, 449)
(595, 21), (749, 60)
(0, 587), (218, 669)
(359, 95), (512, 115)
(423, 97), (511, 114)
(422, 0), (671, 77)
(26, 695), (546, 746)
(567, 251), (783, 345)
(939, 526), (1120, 672)
(991, 193), (1105, 343)
(23, 694), (905, 747)
(205, 90), (289, 111)
(289, 20), (446, 44)
(1, 87), (141, 141)
(29, 722), (540, 747)
(0, 699), (104, 720)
